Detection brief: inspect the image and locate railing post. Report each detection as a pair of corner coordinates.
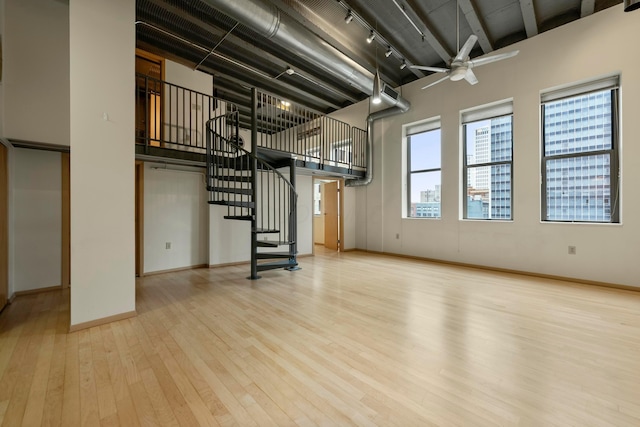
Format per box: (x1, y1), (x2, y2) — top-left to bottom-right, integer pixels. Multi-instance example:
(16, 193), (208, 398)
(287, 157), (300, 271)
(206, 119), (212, 199)
(144, 76), (149, 154)
(249, 88), (260, 280)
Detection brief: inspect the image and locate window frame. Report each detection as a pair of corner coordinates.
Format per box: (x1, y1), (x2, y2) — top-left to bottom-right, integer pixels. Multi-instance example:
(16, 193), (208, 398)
(461, 102), (514, 220)
(405, 119), (441, 219)
(540, 77), (620, 223)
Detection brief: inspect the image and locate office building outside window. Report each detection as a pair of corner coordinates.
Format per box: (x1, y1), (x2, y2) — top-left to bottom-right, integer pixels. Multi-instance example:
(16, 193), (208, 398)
(462, 102), (513, 220)
(406, 119), (441, 218)
(541, 76), (620, 223)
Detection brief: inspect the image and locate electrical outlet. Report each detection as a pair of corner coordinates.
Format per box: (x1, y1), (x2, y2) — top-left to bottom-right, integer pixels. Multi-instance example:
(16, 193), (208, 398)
(568, 245), (576, 255)
(166, 242), (171, 250)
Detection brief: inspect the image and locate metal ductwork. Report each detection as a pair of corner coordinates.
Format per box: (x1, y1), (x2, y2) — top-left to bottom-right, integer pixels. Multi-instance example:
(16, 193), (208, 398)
(202, 0), (408, 107)
(346, 83), (410, 187)
(201, 0), (411, 186)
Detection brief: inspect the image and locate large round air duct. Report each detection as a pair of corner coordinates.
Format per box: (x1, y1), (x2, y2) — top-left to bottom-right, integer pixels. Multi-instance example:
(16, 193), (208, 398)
(624, 0), (640, 12)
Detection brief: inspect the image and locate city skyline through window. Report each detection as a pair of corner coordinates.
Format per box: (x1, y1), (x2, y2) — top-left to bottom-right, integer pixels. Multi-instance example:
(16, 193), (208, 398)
(463, 114), (513, 220)
(408, 127), (441, 218)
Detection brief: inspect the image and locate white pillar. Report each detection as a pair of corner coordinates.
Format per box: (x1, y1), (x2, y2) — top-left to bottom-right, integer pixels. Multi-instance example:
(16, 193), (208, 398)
(69, 0), (135, 328)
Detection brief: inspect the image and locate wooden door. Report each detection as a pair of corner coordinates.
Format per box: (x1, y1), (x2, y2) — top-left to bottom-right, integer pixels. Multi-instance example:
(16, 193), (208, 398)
(0, 143), (8, 310)
(324, 181), (339, 251)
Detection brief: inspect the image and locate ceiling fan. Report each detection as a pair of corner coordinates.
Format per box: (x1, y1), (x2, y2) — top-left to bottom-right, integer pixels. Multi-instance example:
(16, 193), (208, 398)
(410, 1), (519, 90)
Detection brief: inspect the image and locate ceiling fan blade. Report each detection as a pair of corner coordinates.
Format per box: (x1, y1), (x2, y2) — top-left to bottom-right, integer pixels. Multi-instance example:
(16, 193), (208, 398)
(470, 50), (519, 68)
(421, 74), (450, 90)
(410, 65), (450, 73)
(454, 34), (478, 62)
(464, 69), (478, 85)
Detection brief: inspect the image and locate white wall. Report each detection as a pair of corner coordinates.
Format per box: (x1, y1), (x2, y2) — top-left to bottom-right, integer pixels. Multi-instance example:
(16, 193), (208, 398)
(3, 0), (69, 146)
(296, 174), (313, 255)
(331, 5), (640, 287)
(70, 0), (135, 326)
(144, 163), (208, 273)
(13, 148), (61, 292)
(343, 185), (356, 250)
(165, 60), (212, 94)
(162, 61), (214, 148)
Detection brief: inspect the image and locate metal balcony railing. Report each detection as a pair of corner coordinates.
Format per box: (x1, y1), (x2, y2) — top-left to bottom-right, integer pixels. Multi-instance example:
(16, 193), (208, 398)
(135, 74), (367, 172)
(253, 91), (367, 172)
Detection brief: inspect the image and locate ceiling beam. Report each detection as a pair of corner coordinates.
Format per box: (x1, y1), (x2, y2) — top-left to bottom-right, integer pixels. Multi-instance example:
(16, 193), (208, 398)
(142, 0), (361, 103)
(581, 0), (596, 17)
(519, 0), (538, 37)
(458, 0), (493, 53)
(387, 0), (452, 63)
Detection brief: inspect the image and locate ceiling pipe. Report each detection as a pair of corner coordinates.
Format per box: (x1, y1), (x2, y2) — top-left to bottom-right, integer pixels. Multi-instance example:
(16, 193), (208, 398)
(200, 0), (410, 111)
(346, 92), (410, 187)
(201, 0), (411, 187)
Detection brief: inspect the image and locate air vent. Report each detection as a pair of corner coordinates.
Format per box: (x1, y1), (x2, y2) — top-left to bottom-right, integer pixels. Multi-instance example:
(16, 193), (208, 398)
(382, 84), (399, 101)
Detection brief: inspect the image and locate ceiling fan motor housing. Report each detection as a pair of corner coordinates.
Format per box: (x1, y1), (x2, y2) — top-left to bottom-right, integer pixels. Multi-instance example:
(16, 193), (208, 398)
(450, 66), (468, 81)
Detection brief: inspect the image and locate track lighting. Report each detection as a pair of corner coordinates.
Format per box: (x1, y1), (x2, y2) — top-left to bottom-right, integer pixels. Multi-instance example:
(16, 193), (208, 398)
(366, 30), (375, 44)
(624, 0), (640, 11)
(385, 47), (392, 58)
(400, 60), (407, 70)
(345, 11), (354, 23)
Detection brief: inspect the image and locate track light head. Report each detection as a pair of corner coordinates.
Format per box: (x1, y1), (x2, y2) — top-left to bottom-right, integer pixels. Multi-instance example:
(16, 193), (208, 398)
(366, 30), (376, 44)
(385, 47), (393, 58)
(624, 0), (640, 11)
(400, 60), (407, 70)
(345, 11), (354, 23)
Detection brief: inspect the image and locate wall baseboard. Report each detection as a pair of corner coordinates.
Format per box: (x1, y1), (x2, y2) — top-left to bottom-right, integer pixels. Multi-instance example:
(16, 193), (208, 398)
(69, 310), (137, 333)
(209, 261), (248, 268)
(14, 285), (63, 297)
(210, 254), (313, 269)
(357, 249), (639, 293)
(143, 264), (208, 276)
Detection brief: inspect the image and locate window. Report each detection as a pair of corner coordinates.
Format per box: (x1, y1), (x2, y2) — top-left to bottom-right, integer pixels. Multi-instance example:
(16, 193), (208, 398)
(331, 140), (352, 164)
(462, 102), (513, 220)
(541, 76), (620, 223)
(406, 119), (441, 218)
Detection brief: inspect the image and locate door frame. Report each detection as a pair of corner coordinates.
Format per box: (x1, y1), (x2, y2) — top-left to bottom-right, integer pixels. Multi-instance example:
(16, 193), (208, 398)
(61, 153), (70, 288)
(312, 177), (344, 253)
(0, 142), (8, 310)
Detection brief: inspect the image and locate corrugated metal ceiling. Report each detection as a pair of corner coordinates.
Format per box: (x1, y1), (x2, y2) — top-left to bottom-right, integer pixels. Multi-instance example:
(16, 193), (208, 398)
(136, 0), (623, 122)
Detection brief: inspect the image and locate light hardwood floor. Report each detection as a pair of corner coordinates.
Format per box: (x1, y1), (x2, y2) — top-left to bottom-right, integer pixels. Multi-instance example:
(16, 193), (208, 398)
(1, 249), (640, 426)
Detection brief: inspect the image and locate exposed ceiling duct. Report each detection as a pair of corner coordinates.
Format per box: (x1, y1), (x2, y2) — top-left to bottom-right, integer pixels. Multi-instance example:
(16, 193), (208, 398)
(200, 0), (410, 112)
(201, 0), (411, 187)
